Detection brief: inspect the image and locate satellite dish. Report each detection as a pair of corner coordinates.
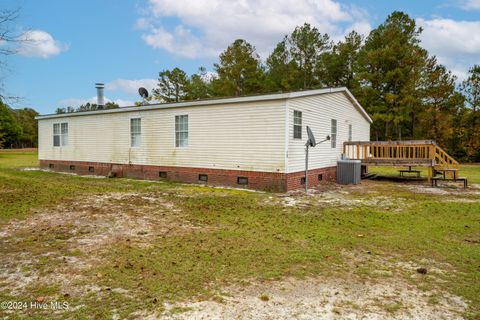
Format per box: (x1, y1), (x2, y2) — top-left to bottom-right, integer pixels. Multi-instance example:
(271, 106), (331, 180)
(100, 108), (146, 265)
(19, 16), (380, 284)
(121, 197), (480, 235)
(303, 127), (331, 193)
(306, 126), (316, 147)
(138, 87), (149, 99)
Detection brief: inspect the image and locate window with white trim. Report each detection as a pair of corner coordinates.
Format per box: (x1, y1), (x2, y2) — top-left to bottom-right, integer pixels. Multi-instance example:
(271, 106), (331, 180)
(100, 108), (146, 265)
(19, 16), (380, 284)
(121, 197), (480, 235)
(53, 122), (68, 147)
(293, 110), (302, 139)
(348, 124), (352, 142)
(175, 115), (188, 147)
(130, 118), (141, 147)
(331, 119), (337, 148)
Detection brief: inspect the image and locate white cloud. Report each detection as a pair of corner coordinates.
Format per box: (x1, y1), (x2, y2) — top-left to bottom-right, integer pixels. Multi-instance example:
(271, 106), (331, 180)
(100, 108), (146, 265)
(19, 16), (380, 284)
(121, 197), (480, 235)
(138, 0), (371, 59)
(418, 18), (480, 80)
(17, 30), (68, 58)
(458, 0), (480, 10)
(106, 78), (157, 95)
(59, 96), (134, 108)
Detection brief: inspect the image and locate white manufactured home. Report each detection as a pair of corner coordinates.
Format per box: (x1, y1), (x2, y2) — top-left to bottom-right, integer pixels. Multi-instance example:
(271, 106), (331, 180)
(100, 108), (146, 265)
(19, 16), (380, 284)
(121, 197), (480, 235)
(36, 87), (372, 191)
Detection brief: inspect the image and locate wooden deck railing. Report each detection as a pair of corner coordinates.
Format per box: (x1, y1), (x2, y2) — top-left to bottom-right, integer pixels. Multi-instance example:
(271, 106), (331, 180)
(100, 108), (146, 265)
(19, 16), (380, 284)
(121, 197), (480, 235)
(343, 140), (459, 168)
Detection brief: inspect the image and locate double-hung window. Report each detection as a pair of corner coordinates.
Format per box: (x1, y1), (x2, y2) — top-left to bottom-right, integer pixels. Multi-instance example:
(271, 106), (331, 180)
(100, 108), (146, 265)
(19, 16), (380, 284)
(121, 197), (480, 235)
(331, 119), (337, 148)
(175, 115), (188, 147)
(130, 118), (141, 147)
(293, 110), (302, 139)
(53, 122), (68, 147)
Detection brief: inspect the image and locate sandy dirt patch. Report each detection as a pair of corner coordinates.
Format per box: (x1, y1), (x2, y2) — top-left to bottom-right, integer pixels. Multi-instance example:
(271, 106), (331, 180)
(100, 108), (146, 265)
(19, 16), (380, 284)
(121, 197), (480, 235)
(158, 251), (468, 320)
(0, 192), (199, 296)
(159, 276), (466, 320)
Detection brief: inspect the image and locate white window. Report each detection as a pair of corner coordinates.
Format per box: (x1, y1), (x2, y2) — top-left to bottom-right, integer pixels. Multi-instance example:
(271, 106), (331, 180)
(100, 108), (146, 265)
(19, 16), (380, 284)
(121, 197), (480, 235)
(331, 119), (337, 148)
(293, 110), (302, 139)
(175, 115), (188, 147)
(130, 118), (141, 147)
(53, 122), (68, 147)
(348, 124), (352, 142)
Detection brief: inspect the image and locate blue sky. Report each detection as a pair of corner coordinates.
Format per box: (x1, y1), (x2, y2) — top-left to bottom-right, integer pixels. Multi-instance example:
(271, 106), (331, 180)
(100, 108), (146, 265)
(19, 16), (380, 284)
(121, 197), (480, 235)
(2, 0), (480, 114)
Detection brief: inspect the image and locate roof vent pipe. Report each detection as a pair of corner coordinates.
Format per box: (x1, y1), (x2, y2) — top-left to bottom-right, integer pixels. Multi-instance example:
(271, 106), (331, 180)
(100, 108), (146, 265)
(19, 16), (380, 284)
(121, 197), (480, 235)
(95, 83), (105, 109)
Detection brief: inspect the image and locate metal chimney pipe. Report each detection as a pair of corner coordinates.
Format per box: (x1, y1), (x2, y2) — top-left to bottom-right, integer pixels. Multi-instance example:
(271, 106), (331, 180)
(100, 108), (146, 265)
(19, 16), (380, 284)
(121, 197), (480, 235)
(95, 83), (105, 109)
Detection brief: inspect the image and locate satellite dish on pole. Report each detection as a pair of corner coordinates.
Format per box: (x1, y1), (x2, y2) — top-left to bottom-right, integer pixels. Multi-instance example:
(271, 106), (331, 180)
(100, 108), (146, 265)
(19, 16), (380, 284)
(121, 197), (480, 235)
(304, 126), (331, 193)
(138, 87), (149, 105)
(306, 126), (316, 147)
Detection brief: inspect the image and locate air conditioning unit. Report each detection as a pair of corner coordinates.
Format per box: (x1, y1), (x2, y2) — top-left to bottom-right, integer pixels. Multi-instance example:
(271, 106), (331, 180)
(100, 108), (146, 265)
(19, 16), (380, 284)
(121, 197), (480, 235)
(337, 160), (361, 185)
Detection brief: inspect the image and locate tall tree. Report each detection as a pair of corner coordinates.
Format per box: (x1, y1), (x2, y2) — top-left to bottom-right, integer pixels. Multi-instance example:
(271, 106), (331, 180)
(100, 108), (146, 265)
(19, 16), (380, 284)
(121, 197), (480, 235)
(460, 65), (480, 160)
(153, 68), (189, 102)
(186, 67), (211, 100)
(322, 31), (363, 90)
(213, 39), (264, 97)
(357, 11), (426, 140)
(13, 108), (38, 148)
(0, 8), (27, 101)
(287, 23), (331, 89)
(265, 39), (301, 92)
(0, 100), (22, 148)
(418, 58), (462, 146)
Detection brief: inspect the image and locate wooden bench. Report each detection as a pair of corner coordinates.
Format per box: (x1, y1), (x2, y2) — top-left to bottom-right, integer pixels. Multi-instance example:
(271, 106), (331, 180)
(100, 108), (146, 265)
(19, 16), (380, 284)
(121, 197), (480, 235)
(431, 176), (468, 189)
(399, 169), (421, 178)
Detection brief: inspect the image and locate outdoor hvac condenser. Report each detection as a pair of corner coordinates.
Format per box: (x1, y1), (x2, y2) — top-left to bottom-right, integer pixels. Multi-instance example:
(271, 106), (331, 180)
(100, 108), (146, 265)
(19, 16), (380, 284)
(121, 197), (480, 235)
(337, 160), (362, 185)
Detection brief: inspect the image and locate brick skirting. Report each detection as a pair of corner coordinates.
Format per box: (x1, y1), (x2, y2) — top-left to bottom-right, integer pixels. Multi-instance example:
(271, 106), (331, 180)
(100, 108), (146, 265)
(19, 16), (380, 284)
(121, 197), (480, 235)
(40, 160), (336, 192)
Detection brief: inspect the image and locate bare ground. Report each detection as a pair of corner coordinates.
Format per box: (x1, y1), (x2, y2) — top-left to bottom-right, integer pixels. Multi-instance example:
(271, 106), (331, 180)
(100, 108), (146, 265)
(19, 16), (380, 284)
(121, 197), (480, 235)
(0, 192), (200, 298)
(158, 250), (467, 320)
(0, 182), (475, 319)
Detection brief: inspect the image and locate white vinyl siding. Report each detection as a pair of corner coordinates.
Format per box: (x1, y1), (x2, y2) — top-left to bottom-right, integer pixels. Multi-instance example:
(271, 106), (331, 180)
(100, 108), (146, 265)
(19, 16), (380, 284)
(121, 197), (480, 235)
(286, 92), (370, 173)
(38, 90), (370, 175)
(130, 118), (141, 147)
(331, 119), (337, 148)
(175, 115), (188, 147)
(53, 122), (68, 147)
(293, 110), (302, 139)
(38, 100), (287, 173)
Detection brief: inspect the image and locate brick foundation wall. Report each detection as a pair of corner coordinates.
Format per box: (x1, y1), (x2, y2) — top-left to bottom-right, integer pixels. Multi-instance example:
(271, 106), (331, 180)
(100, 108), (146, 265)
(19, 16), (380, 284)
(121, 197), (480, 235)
(40, 160), (287, 192)
(285, 166), (337, 191)
(40, 160), (336, 192)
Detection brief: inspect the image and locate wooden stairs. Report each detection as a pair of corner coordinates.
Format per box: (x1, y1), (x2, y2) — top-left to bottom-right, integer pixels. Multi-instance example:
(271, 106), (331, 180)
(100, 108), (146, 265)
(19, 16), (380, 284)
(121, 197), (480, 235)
(343, 140), (465, 186)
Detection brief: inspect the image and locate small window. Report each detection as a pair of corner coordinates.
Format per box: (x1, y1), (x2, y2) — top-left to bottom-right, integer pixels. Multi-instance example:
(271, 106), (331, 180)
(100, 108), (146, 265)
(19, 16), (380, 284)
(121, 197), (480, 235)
(53, 122), (68, 147)
(237, 177), (248, 185)
(69, 165), (75, 171)
(300, 177), (306, 185)
(61, 123), (69, 146)
(175, 115), (188, 147)
(348, 124), (352, 142)
(53, 123), (60, 146)
(130, 118), (141, 147)
(89, 166), (95, 172)
(159, 171), (167, 179)
(49, 163), (54, 169)
(293, 110), (302, 139)
(318, 174), (323, 181)
(331, 119), (337, 148)
(198, 174), (208, 182)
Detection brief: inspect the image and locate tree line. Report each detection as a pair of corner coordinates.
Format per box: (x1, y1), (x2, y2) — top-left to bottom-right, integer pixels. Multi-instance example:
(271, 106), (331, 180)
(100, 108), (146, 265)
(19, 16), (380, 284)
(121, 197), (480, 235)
(1, 11), (478, 161)
(0, 101), (38, 148)
(151, 11), (480, 162)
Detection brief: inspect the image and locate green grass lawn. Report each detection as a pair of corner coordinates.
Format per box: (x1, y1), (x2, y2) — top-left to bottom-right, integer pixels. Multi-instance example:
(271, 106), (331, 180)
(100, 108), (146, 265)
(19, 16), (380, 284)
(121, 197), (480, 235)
(1, 152), (479, 319)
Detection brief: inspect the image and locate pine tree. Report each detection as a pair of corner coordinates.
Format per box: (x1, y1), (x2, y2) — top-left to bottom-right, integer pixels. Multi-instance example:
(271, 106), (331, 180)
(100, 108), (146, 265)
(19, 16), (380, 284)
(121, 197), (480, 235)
(357, 11), (426, 140)
(153, 68), (189, 102)
(322, 31), (363, 90)
(213, 39), (264, 97)
(460, 65), (480, 160)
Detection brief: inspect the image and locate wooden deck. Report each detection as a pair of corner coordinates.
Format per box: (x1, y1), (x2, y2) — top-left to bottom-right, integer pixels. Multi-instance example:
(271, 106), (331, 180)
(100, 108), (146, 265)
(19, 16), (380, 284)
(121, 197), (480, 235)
(343, 140), (460, 181)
